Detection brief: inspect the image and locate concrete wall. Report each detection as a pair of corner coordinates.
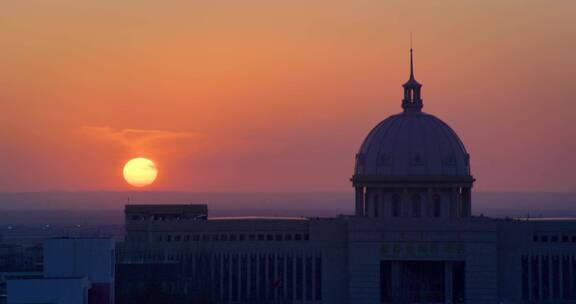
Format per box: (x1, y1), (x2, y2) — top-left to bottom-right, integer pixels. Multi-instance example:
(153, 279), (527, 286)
(8, 277), (90, 304)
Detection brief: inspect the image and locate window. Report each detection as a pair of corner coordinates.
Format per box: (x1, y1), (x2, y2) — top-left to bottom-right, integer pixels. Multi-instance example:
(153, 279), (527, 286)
(285, 234), (292, 241)
(266, 234), (273, 241)
(295, 234), (302, 241)
(275, 234), (282, 241)
(230, 234), (237, 241)
(374, 195), (379, 217)
(392, 195), (401, 217)
(562, 235), (568, 243)
(551, 235), (558, 242)
(175, 235), (181, 242)
(258, 234), (264, 241)
(304, 234), (310, 241)
(542, 235), (548, 242)
(315, 256), (322, 300)
(412, 195), (421, 217)
(433, 195), (442, 218)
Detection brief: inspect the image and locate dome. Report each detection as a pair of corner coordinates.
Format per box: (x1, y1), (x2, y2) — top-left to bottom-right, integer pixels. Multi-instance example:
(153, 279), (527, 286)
(354, 111), (470, 177)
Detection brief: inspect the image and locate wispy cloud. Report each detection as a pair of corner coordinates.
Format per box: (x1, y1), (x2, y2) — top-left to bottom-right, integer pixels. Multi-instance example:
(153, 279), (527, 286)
(81, 126), (205, 156)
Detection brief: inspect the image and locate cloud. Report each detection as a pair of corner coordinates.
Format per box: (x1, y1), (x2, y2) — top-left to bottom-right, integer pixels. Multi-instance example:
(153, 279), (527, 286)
(81, 126), (206, 156)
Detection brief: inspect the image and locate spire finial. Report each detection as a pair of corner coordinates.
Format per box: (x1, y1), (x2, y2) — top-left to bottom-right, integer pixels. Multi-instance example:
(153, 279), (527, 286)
(409, 32), (414, 79)
(402, 34), (423, 112)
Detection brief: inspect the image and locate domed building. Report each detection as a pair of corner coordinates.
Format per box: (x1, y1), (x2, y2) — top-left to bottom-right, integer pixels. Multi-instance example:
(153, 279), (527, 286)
(120, 49), (576, 304)
(352, 48), (474, 219)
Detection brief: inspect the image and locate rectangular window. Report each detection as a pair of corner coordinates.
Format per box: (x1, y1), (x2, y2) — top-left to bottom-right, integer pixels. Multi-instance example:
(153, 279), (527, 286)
(531, 256), (540, 300)
(287, 256), (294, 300)
(240, 256), (248, 302)
(268, 255), (275, 301)
(392, 200), (401, 217)
(305, 256), (313, 300)
(259, 255), (266, 300)
(214, 254), (222, 300)
(277, 255), (284, 300)
(553, 256), (560, 298)
(315, 256), (322, 300)
(542, 256), (549, 300)
(231, 255), (239, 301)
(296, 256), (303, 300)
(249, 255), (257, 300)
(563, 256), (570, 299)
(223, 255), (230, 301)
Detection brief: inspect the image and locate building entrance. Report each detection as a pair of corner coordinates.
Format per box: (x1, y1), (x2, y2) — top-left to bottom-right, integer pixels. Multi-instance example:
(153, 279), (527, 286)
(380, 260), (465, 303)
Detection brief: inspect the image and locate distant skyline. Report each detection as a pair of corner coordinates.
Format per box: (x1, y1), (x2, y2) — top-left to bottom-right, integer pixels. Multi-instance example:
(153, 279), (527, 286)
(1, 0), (575, 193)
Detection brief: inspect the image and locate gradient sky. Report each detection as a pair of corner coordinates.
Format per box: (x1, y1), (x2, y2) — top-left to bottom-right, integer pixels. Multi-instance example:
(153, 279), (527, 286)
(0, 0), (575, 192)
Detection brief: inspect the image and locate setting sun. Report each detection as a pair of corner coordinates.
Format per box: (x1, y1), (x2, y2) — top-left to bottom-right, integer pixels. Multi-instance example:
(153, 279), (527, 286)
(123, 158), (158, 187)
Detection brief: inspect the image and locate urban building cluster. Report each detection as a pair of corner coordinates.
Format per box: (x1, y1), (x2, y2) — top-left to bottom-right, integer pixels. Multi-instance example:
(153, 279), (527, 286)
(2, 52), (576, 303)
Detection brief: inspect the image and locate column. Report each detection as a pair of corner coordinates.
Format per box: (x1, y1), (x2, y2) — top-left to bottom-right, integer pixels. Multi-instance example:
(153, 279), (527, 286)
(365, 189), (373, 217)
(427, 188), (433, 218)
(444, 261), (453, 304)
(378, 188), (390, 217)
(355, 187), (365, 216)
(463, 188), (472, 217)
(402, 188), (409, 217)
(450, 188), (458, 218)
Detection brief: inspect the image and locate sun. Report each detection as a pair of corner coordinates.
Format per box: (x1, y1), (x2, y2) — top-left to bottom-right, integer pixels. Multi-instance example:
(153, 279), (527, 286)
(123, 158), (158, 187)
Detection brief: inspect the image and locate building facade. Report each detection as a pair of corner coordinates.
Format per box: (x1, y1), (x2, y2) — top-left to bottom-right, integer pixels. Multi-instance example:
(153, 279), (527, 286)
(120, 50), (576, 304)
(7, 237), (115, 304)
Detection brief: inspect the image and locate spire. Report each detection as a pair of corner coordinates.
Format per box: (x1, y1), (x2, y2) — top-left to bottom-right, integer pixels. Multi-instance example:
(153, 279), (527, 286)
(402, 40), (423, 112)
(409, 47), (415, 80)
(409, 33), (415, 80)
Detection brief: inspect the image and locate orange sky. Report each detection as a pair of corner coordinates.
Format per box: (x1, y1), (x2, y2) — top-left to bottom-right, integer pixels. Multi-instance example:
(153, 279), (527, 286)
(0, 0), (575, 192)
